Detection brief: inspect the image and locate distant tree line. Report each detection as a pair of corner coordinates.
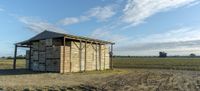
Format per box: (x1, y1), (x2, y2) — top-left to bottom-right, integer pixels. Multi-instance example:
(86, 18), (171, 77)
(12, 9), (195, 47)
(113, 56), (158, 58)
(114, 52), (199, 58)
(0, 55), (26, 59)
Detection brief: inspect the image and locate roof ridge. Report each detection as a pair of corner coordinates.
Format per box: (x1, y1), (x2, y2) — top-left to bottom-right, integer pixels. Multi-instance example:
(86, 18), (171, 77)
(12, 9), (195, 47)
(16, 30), (114, 45)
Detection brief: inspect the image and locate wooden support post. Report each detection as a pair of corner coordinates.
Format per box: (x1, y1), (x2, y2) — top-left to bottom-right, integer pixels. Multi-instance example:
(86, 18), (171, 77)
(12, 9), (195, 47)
(13, 45), (17, 70)
(29, 45), (32, 70)
(84, 41), (87, 71)
(44, 45), (47, 71)
(104, 45), (106, 70)
(62, 37), (66, 73)
(99, 44), (101, 70)
(96, 44), (98, 70)
(70, 42), (72, 72)
(110, 44), (114, 70)
(79, 41), (82, 72)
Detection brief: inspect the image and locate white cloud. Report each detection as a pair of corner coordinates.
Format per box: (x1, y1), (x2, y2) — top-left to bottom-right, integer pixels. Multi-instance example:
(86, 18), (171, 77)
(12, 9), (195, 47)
(115, 27), (200, 56)
(59, 17), (80, 26)
(87, 5), (116, 21)
(89, 0), (200, 45)
(90, 23), (130, 43)
(117, 40), (200, 51)
(187, 1), (200, 7)
(136, 27), (200, 43)
(116, 46), (200, 56)
(59, 5), (116, 26)
(91, 28), (110, 39)
(59, 16), (90, 26)
(88, 0), (200, 55)
(122, 0), (198, 26)
(116, 40), (200, 56)
(19, 16), (66, 33)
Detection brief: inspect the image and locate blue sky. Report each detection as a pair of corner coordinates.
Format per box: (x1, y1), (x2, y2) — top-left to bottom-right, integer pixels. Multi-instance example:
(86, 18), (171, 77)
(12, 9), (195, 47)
(0, 0), (200, 56)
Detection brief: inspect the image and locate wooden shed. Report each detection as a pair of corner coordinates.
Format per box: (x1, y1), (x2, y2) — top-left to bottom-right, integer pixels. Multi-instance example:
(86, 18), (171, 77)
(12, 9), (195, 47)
(14, 30), (114, 73)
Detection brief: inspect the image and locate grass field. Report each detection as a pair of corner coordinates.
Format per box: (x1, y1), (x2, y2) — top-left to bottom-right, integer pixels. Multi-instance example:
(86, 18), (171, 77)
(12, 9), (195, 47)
(113, 57), (200, 70)
(1, 57), (200, 70)
(0, 59), (25, 69)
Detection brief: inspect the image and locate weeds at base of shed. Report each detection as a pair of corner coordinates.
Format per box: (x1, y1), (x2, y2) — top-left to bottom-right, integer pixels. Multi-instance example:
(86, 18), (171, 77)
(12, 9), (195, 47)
(61, 69), (128, 75)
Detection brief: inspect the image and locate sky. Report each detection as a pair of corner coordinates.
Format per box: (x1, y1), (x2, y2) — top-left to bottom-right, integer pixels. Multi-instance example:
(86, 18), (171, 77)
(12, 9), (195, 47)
(0, 0), (200, 56)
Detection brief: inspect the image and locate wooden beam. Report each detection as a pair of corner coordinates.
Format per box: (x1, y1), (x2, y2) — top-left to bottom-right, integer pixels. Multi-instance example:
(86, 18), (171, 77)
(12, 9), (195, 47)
(110, 44), (114, 70)
(90, 43), (98, 71)
(73, 41), (80, 49)
(70, 42), (72, 72)
(64, 36), (113, 44)
(13, 45), (17, 70)
(62, 37), (66, 73)
(44, 45), (47, 71)
(17, 45), (29, 48)
(99, 44), (101, 70)
(84, 41), (87, 71)
(79, 41), (82, 72)
(96, 44), (98, 70)
(104, 45), (106, 70)
(29, 45), (32, 70)
(72, 41), (85, 72)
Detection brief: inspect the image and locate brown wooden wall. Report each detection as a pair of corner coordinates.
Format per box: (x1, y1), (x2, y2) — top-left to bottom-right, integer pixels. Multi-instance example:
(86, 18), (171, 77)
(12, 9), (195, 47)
(63, 41), (110, 72)
(28, 39), (62, 72)
(26, 39), (110, 73)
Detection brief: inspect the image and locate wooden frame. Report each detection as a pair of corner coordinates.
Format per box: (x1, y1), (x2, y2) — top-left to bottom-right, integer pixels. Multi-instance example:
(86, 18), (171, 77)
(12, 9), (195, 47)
(14, 34), (115, 72)
(79, 41), (82, 72)
(13, 45), (17, 69)
(84, 41), (87, 71)
(29, 45), (32, 70)
(69, 41), (72, 72)
(110, 44), (114, 70)
(99, 44), (101, 70)
(13, 44), (30, 70)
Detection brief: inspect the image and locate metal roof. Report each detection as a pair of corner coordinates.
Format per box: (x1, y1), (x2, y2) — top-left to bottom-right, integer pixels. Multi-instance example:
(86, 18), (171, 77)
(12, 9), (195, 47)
(16, 30), (114, 45)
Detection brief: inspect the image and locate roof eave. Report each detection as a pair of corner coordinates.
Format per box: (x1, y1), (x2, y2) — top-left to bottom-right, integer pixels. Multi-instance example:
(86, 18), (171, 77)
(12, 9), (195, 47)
(16, 30), (115, 45)
(63, 35), (115, 44)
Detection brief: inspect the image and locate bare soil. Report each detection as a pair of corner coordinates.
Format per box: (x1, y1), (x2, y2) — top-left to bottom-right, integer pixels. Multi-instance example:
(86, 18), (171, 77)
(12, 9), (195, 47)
(0, 69), (124, 91)
(83, 69), (200, 91)
(0, 69), (200, 91)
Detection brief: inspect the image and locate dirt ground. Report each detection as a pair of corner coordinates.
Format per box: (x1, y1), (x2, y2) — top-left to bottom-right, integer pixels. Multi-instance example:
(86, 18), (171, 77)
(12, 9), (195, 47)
(84, 69), (200, 91)
(0, 69), (124, 91)
(0, 69), (200, 91)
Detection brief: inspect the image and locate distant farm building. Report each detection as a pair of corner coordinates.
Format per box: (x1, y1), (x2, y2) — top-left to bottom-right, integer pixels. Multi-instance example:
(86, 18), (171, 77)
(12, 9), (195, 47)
(14, 31), (114, 73)
(159, 52), (167, 57)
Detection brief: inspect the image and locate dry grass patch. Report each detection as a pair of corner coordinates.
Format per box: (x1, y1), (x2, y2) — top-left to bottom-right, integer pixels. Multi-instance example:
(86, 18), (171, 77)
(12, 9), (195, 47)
(0, 59), (26, 69)
(83, 69), (200, 91)
(0, 69), (124, 90)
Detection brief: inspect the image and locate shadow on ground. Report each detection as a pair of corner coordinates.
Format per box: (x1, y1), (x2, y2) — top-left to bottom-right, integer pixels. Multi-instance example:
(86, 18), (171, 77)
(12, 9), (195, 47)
(0, 69), (45, 75)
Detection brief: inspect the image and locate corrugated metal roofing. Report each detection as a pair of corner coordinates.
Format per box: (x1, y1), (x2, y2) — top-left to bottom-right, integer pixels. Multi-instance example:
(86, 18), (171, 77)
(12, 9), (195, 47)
(16, 30), (114, 45)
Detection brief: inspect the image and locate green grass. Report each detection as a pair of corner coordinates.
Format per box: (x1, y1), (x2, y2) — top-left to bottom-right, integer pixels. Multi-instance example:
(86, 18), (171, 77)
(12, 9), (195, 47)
(0, 59), (26, 69)
(113, 57), (200, 70)
(1, 58), (200, 71)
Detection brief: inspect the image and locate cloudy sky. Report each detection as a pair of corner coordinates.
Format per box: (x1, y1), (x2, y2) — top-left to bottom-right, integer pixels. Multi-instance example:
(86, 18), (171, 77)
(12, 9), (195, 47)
(0, 0), (200, 56)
